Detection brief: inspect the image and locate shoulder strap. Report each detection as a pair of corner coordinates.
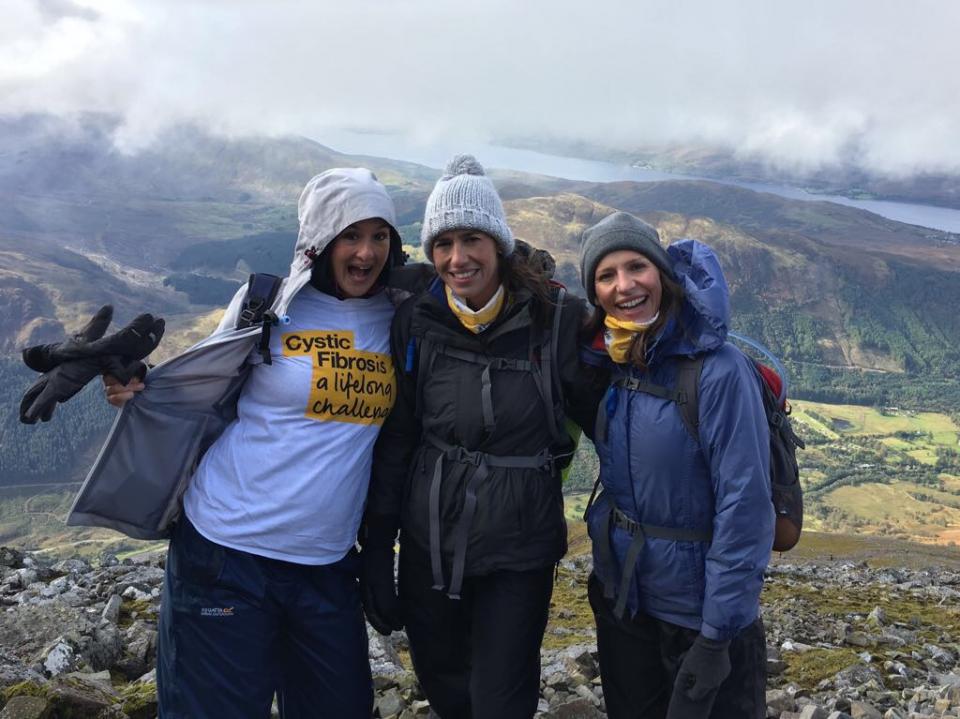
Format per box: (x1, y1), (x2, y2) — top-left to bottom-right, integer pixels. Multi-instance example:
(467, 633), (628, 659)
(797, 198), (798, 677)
(237, 273), (282, 329)
(237, 273), (283, 366)
(613, 354), (705, 441)
(674, 355), (705, 441)
(414, 335), (435, 421)
(538, 287), (567, 444)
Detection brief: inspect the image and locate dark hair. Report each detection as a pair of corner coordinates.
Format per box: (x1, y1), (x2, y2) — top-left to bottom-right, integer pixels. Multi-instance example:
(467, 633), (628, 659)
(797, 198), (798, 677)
(309, 228), (403, 297)
(499, 245), (555, 326)
(585, 268), (685, 370)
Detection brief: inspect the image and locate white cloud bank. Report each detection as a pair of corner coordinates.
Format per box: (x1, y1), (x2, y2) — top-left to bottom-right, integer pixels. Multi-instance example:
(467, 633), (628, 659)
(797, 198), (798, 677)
(2, 0), (958, 176)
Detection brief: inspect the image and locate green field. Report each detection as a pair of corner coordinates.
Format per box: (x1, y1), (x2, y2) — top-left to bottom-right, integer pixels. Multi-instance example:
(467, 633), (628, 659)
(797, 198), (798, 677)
(0, 485), (165, 559)
(562, 399), (960, 546)
(790, 400), (960, 543)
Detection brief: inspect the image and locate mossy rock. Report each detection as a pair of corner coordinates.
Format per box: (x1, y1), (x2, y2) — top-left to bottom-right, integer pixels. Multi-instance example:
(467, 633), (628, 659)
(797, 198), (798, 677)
(544, 566), (596, 650)
(117, 599), (154, 629)
(1, 680), (50, 704)
(781, 647), (863, 688)
(0, 694), (52, 717)
(119, 682), (158, 719)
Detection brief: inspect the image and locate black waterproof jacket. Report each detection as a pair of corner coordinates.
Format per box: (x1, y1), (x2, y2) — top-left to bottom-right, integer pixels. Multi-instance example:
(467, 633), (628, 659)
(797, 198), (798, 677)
(367, 278), (603, 586)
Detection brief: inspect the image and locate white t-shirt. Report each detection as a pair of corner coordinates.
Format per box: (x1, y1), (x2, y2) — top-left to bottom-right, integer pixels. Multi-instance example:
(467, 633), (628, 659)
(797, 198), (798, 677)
(183, 285), (396, 564)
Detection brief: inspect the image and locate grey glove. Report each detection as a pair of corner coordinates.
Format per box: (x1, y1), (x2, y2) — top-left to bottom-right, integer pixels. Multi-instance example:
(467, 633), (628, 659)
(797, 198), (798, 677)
(665, 634), (731, 719)
(23, 306), (164, 372)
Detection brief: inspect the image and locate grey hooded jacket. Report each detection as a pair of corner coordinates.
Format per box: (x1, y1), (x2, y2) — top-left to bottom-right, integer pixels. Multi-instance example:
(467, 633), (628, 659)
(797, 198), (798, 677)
(67, 168), (402, 539)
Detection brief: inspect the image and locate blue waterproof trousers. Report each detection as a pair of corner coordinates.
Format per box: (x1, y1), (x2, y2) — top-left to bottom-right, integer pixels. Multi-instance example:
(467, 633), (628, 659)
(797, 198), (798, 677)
(157, 518), (373, 719)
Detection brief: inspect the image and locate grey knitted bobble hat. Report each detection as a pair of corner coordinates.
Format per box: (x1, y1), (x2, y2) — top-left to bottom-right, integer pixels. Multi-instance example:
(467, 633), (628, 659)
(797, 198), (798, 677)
(579, 211), (674, 305)
(421, 154), (515, 260)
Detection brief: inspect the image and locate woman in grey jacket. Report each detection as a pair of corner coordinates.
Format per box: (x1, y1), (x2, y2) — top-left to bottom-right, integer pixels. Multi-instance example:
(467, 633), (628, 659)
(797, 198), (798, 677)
(100, 168), (404, 719)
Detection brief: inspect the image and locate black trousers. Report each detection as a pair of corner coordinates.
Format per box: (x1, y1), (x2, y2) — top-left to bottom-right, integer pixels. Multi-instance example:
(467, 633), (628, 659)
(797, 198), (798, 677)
(399, 550), (554, 719)
(588, 573), (767, 719)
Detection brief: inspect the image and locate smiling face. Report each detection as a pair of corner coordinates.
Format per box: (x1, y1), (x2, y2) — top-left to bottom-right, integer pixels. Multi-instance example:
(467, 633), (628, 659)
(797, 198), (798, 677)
(431, 229), (501, 309)
(329, 218), (392, 298)
(594, 249), (663, 324)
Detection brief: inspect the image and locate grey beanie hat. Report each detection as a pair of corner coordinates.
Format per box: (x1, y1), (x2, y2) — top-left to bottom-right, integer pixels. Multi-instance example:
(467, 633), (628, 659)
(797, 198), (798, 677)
(421, 154), (515, 260)
(579, 211), (674, 305)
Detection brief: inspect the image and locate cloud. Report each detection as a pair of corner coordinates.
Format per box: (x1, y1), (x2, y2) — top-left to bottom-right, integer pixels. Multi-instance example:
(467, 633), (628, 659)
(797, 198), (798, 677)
(2, 0), (958, 176)
(36, 0), (100, 22)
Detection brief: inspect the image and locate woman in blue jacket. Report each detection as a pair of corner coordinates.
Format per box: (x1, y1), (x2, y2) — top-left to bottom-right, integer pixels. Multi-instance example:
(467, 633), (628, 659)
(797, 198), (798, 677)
(579, 211), (774, 719)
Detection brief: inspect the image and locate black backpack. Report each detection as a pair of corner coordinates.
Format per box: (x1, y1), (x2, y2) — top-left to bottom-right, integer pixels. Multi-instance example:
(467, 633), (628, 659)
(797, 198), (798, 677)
(608, 334), (806, 552)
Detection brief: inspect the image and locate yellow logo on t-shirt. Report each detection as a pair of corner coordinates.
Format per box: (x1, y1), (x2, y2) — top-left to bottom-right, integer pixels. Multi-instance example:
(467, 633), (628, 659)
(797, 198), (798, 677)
(282, 330), (395, 425)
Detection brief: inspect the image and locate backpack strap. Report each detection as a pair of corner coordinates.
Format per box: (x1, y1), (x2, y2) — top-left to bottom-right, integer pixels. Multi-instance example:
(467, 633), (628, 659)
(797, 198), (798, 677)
(538, 287), (567, 445)
(413, 336), (437, 421)
(608, 506), (713, 619)
(673, 355), (705, 441)
(423, 432), (555, 599)
(237, 273), (283, 366)
(428, 343), (535, 435)
(610, 354), (705, 442)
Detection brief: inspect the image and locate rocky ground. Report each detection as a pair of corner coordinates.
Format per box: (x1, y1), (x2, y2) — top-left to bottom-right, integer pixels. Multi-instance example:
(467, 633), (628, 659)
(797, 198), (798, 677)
(3, 545), (960, 718)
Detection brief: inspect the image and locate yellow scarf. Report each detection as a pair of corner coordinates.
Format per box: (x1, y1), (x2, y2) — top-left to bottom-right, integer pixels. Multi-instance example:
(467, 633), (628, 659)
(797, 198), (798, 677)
(446, 284), (506, 334)
(603, 312), (659, 364)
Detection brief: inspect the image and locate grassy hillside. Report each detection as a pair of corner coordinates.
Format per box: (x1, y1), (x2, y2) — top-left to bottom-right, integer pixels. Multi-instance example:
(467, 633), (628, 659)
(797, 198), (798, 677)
(2, 396), (958, 558)
(791, 400), (960, 543)
(504, 194), (960, 409)
(0, 484), (164, 559)
(2, 118), (960, 548)
(562, 399), (960, 546)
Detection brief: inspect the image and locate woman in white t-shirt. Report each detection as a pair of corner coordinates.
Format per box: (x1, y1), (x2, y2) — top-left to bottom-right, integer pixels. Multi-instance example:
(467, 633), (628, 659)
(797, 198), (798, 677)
(105, 168), (403, 719)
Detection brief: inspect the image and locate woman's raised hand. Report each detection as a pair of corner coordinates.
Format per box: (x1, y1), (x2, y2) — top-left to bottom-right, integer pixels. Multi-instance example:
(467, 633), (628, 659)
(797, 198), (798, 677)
(103, 373), (145, 408)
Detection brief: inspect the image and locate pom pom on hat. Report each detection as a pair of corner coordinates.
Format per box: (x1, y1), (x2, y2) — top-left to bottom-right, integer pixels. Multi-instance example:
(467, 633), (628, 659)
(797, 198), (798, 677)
(444, 154), (485, 178)
(421, 154), (514, 260)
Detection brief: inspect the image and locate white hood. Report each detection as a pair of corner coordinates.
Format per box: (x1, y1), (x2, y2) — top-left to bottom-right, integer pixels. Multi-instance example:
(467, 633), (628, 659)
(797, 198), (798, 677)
(219, 167), (399, 329)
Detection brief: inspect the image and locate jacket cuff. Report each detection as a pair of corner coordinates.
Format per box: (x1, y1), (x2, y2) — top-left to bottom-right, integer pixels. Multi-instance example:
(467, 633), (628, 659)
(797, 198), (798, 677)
(361, 513), (400, 546)
(700, 620), (738, 642)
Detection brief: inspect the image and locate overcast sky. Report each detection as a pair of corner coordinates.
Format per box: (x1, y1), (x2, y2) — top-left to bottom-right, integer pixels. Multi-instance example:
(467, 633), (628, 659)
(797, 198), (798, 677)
(3, 0), (958, 176)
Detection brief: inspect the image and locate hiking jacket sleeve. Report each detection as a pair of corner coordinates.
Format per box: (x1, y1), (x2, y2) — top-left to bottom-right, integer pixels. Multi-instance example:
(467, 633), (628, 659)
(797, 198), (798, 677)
(697, 347), (774, 640)
(367, 297), (420, 522)
(557, 294), (607, 441)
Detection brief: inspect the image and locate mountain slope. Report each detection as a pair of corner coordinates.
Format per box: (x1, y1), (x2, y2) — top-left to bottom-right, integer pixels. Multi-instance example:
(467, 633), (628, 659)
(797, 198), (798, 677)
(1, 116), (959, 492)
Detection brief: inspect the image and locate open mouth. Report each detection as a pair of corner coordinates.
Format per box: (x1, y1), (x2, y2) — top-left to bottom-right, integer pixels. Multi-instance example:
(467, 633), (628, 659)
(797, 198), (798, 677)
(617, 295), (648, 310)
(346, 265), (374, 282)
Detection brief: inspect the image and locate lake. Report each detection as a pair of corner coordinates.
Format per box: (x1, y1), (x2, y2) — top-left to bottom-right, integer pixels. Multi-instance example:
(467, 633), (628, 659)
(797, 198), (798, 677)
(318, 130), (960, 235)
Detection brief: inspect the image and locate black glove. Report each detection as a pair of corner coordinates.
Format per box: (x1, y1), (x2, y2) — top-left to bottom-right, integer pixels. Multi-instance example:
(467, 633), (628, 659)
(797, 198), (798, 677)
(22, 305), (113, 373)
(23, 307), (165, 372)
(666, 634), (732, 719)
(19, 307), (163, 425)
(19, 356), (147, 424)
(360, 514), (403, 636)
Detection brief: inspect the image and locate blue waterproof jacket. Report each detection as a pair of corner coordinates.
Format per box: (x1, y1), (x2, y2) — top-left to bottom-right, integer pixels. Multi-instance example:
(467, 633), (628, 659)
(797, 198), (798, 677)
(586, 239), (774, 640)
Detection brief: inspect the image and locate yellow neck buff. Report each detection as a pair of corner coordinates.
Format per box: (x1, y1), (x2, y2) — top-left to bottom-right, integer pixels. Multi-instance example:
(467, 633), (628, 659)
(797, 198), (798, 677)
(603, 311), (660, 364)
(446, 284), (506, 334)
